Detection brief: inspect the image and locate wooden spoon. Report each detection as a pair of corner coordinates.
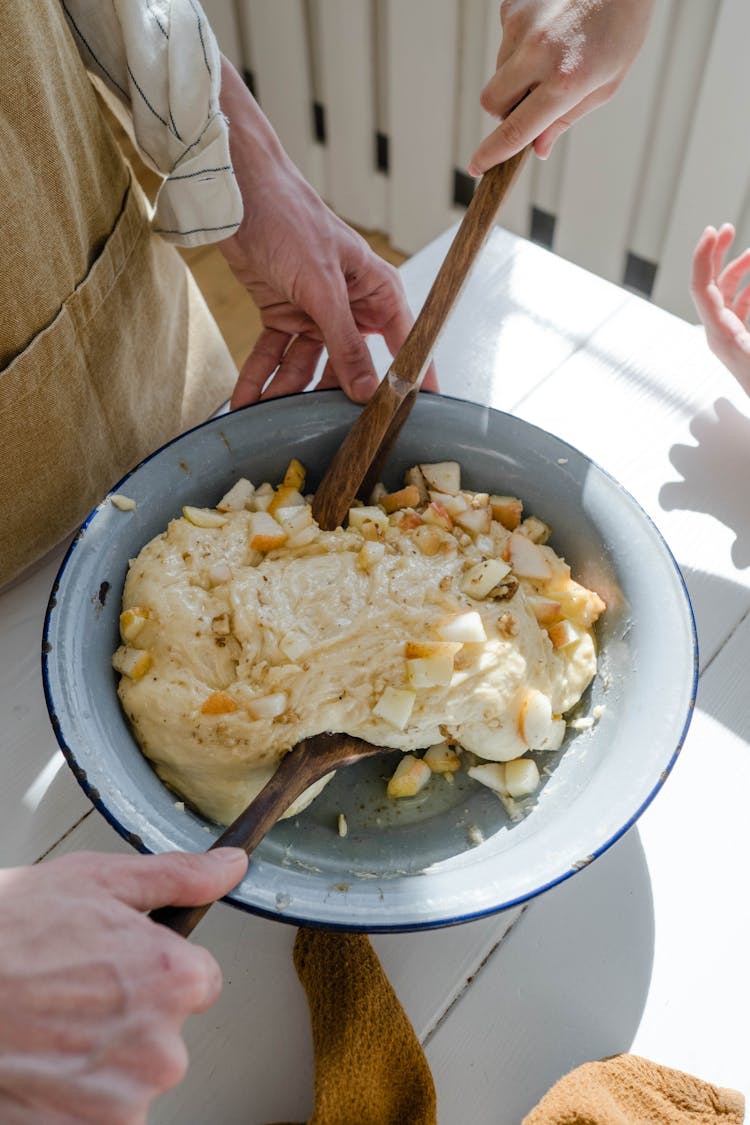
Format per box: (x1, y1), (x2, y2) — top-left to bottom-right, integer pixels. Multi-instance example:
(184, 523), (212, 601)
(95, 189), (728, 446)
(149, 149), (529, 937)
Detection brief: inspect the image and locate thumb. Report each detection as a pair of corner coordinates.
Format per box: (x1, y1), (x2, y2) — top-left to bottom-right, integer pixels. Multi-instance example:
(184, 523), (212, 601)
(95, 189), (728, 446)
(94, 849), (249, 912)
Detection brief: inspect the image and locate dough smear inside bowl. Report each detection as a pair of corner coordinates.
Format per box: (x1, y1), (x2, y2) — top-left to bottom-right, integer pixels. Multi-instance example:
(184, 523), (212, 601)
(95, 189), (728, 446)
(113, 459), (605, 826)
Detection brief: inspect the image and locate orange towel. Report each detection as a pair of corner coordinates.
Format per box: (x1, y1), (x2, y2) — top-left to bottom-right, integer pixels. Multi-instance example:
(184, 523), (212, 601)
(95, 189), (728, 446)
(272, 929), (744, 1125)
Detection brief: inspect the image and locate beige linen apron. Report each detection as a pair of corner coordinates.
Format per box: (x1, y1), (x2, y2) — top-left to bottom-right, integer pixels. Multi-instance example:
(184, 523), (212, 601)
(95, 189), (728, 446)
(0, 0), (237, 587)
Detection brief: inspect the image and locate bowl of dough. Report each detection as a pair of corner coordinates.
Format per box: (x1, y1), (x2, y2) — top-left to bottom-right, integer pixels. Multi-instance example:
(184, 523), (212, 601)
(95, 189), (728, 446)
(42, 391), (697, 931)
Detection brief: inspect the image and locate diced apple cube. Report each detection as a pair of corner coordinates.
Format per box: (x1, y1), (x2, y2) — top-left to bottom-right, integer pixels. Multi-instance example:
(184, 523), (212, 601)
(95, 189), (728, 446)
(555, 580), (607, 628)
(369, 482), (387, 504)
(406, 649), (455, 688)
(422, 501), (453, 530)
(423, 743), (461, 773)
(419, 461), (461, 494)
(348, 506), (389, 535)
(112, 645), (152, 680)
(397, 510), (423, 530)
(268, 485), (305, 516)
(248, 511), (287, 552)
(282, 458), (306, 491)
(251, 483), (275, 511)
(489, 495), (522, 530)
(386, 754), (431, 798)
(110, 493), (137, 511)
(453, 506), (492, 537)
(372, 686), (416, 730)
(547, 619), (584, 649)
(504, 757), (540, 797)
(436, 611), (487, 644)
(381, 484), (421, 513)
(119, 606), (150, 643)
(526, 595), (562, 625)
(247, 692), (288, 720)
(517, 689), (553, 748)
(412, 525), (444, 556)
(206, 562), (233, 587)
(357, 540), (386, 571)
(280, 632), (309, 660)
(508, 531), (553, 579)
(467, 762), (507, 793)
(182, 505), (228, 529)
(217, 478), (255, 511)
(518, 515), (551, 544)
(460, 558), (511, 600)
(403, 465), (429, 504)
(538, 717), (566, 752)
(200, 691), (238, 715)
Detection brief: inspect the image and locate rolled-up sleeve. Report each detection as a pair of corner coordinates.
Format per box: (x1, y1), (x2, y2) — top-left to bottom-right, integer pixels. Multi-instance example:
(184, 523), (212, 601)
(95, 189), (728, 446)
(61, 0), (243, 247)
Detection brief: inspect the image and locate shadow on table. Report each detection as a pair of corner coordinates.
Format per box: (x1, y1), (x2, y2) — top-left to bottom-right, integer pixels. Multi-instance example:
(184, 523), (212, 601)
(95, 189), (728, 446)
(427, 826), (655, 1124)
(660, 397), (750, 569)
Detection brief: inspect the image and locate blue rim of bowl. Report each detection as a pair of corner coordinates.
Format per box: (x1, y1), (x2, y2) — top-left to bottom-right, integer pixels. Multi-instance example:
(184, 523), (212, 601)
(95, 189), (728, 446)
(41, 390), (700, 932)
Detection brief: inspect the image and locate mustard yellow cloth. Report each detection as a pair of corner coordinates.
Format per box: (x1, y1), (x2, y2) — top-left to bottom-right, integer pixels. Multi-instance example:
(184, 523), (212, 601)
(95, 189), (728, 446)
(276, 930), (744, 1125)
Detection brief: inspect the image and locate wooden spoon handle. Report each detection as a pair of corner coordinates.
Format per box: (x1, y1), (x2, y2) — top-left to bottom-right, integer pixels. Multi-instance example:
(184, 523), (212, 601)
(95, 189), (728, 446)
(312, 146), (530, 531)
(148, 734), (384, 937)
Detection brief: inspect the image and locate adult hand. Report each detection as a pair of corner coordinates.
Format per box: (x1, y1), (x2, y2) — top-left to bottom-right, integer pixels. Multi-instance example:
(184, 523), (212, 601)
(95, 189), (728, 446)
(691, 224), (750, 397)
(469, 0), (654, 173)
(219, 59), (437, 408)
(0, 848), (247, 1124)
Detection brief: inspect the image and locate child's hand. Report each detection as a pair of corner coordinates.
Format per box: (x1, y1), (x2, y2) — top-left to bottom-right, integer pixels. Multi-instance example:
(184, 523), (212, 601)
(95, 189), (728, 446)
(691, 223), (750, 396)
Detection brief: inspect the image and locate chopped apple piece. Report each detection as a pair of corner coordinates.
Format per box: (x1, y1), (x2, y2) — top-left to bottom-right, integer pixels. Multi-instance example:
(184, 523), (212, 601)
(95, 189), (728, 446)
(397, 510), (423, 530)
(435, 611), (487, 644)
(504, 757), (540, 797)
(538, 546), (571, 586)
(369, 482), (387, 504)
(508, 531), (553, 579)
(453, 506), (492, 537)
(460, 721), (527, 762)
(518, 689), (553, 748)
(110, 493), (137, 511)
(248, 511), (287, 552)
(460, 558), (511, 600)
(372, 686), (416, 730)
(403, 465), (429, 503)
(422, 501), (453, 530)
(206, 562), (233, 587)
(200, 691), (238, 715)
(274, 505), (318, 547)
(282, 458), (306, 491)
(430, 490), (470, 517)
(406, 648), (455, 688)
(217, 478), (255, 511)
(386, 754), (431, 798)
(526, 595), (562, 625)
(381, 484), (421, 513)
(489, 495), (522, 530)
(419, 461), (461, 494)
(405, 640), (462, 659)
(357, 540), (386, 571)
(423, 743), (461, 774)
(268, 485), (305, 516)
(280, 632), (309, 661)
(119, 606), (150, 643)
(182, 505), (227, 529)
(518, 515), (551, 544)
(251, 482), (275, 511)
(247, 692), (288, 720)
(538, 717), (566, 751)
(112, 645), (152, 680)
(547, 619), (585, 649)
(413, 525), (444, 556)
(467, 762), (507, 793)
(554, 580), (606, 628)
(348, 506), (389, 535)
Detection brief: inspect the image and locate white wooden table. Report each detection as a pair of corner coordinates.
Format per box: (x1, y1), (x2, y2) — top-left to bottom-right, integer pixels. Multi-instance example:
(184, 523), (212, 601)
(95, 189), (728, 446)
(3, 224), (749, 1124)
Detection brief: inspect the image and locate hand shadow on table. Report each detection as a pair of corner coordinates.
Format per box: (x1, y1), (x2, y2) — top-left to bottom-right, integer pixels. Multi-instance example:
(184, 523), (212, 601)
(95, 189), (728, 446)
(660, 397), (750, 569)
(424, 827), (656, 1125)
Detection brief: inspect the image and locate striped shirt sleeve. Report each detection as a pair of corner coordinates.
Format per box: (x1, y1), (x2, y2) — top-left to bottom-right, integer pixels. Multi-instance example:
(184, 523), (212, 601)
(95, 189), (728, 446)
(61, 0), (243, 248)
